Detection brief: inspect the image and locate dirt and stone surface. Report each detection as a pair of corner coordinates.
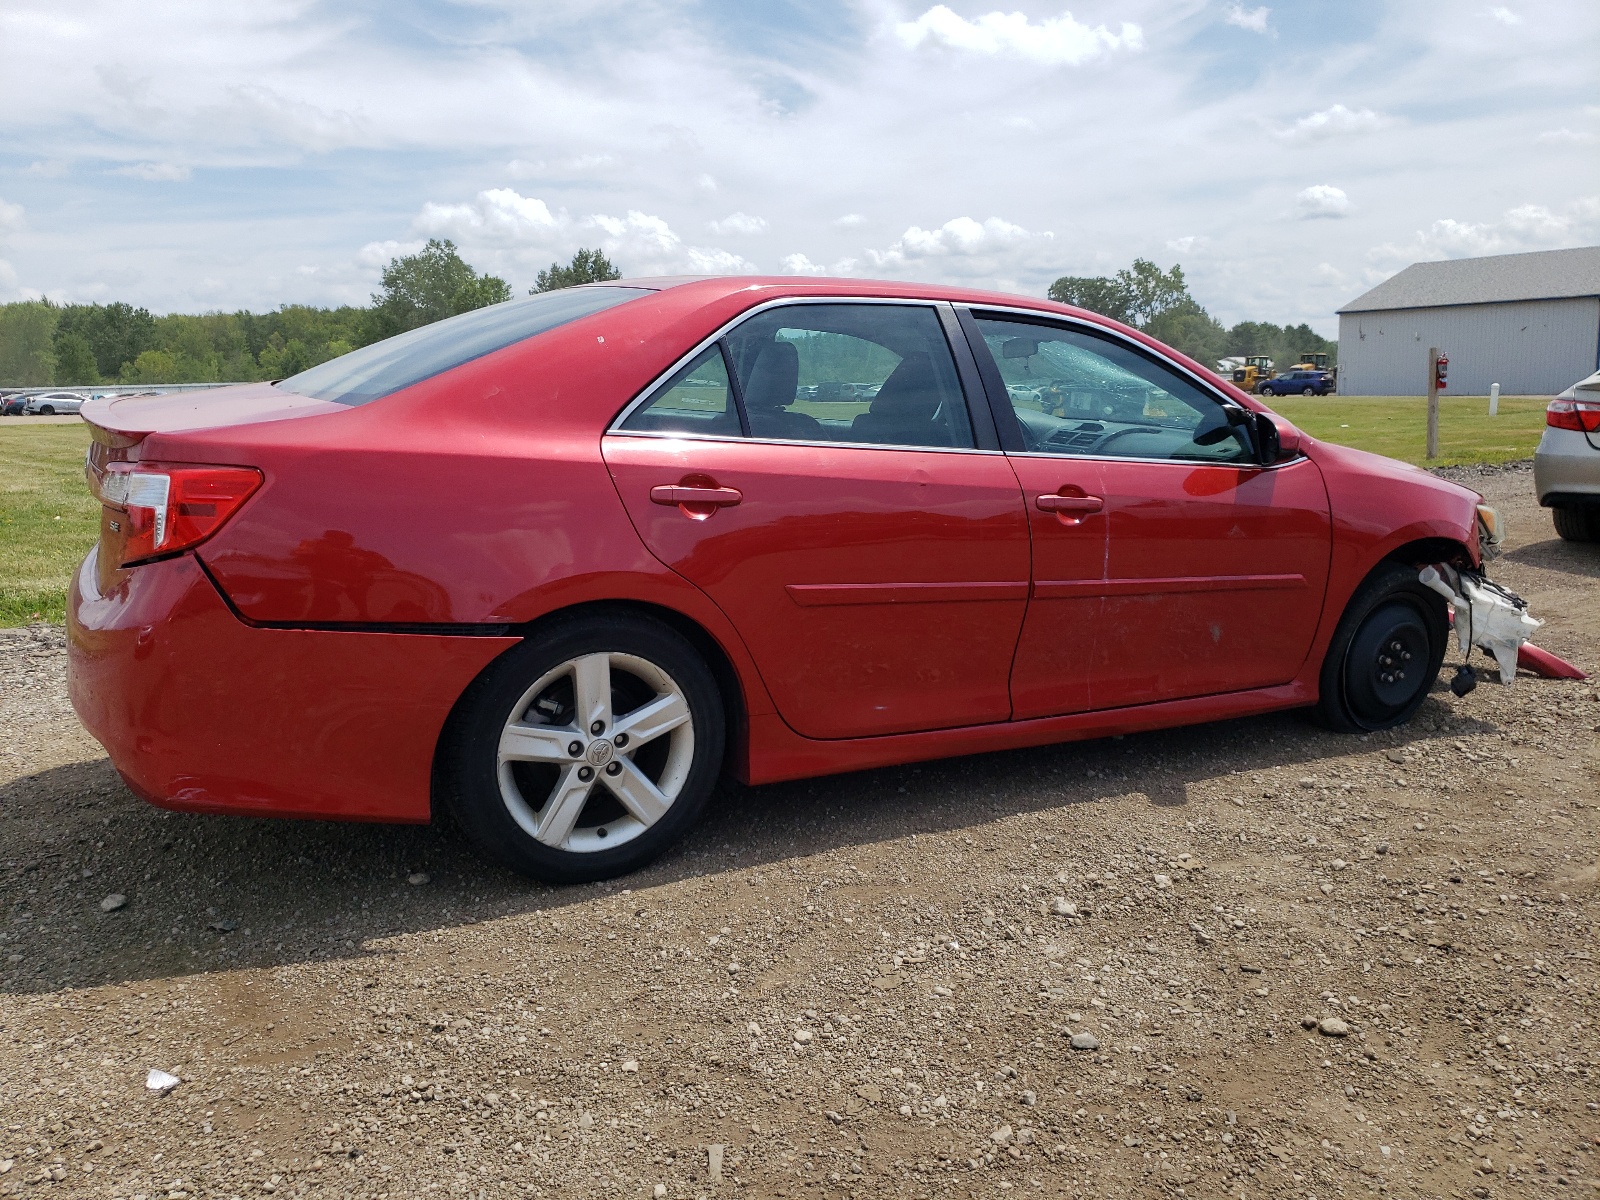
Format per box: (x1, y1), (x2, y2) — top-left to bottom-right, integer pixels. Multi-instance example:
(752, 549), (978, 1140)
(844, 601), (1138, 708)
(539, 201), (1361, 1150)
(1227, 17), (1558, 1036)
(1, 463), (1596, 1199)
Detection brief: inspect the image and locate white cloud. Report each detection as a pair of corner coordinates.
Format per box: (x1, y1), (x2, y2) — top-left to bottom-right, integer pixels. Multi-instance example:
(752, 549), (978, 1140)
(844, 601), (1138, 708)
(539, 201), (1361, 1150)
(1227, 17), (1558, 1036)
(1281, 104), (1385, 141)
(585, 209), (756, 275)
(111, 161), (190, 181)
(1224, 5), (1271, 33)
(780, 252), (857, 276)
(0, 198), (24, 235)
(707, 212), (768, 236)
(1296, 185), (1351, 219)
(1166, 235), (1208, 254)
(417, 188), (563, 245)
(357, 239), (424, 269)
(1370, 195), (1600, 266)
(1487, 6), (1522, 25)
(863, 215), (1051, 279)
(833, 214), (867, 229)
(895, 6), (1144, 65)
(24, 160), (67, 178)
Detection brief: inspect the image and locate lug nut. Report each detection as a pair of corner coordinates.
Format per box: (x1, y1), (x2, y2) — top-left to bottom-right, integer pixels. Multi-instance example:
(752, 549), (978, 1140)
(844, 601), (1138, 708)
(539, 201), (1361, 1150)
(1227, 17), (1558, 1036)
(613, 733), (629, 748)
(577, 766), (595, 781)
(1401, 651), (1412, 661)
(568, 741), (583, 757)
(590, 720), (605, 735)
(605, 761), (623, 776)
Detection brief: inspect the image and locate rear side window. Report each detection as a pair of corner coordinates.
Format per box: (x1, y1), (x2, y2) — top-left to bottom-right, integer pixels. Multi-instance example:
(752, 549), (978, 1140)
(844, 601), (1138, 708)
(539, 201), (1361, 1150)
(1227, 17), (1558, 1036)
(276, 286), (649, 406)
(619, 345), (743, 437)
(724, 304), (974, 448)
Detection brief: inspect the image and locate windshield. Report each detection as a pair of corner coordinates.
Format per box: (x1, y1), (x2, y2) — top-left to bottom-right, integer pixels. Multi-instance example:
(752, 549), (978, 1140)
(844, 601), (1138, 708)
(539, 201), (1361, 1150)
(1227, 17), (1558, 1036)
(276, 286), (649, 406)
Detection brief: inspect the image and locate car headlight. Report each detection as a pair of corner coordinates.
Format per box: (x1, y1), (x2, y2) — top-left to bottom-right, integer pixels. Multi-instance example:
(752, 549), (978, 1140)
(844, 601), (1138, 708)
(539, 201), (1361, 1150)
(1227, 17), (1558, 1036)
(1476, 504), (1504, 560)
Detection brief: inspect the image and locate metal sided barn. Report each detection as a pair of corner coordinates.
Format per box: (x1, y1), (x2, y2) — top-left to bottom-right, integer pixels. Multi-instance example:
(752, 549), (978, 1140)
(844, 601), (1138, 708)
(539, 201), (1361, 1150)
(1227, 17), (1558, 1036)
(1337, 246), (1600, 396)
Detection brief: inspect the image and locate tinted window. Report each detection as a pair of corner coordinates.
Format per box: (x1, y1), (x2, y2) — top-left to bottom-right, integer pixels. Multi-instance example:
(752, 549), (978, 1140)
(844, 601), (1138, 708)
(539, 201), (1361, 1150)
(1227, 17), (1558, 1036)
(277, 286), (648, 406)
(723, 304), (974, 449)
(618, 345), (742, 437)
(976, 316), (1253, 463)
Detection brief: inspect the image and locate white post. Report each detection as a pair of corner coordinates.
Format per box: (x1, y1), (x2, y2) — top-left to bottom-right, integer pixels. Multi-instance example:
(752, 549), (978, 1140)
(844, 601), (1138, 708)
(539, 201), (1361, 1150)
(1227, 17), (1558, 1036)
(1489, 383), (1500, 416)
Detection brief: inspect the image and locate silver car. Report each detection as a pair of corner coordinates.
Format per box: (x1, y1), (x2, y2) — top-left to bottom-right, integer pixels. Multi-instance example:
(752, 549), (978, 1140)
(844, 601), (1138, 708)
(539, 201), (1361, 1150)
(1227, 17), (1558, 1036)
(22, 391), (87, 415)
(1535, 370), (1600, 542)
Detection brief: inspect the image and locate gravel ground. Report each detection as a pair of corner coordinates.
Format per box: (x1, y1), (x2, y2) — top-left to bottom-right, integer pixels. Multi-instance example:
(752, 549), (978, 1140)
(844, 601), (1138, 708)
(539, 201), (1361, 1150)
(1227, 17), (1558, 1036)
(2, 464), (1596, 1200)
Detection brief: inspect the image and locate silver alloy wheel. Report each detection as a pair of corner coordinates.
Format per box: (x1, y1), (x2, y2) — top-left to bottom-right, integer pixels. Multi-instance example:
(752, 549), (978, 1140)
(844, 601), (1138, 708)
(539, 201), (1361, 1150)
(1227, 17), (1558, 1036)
(496, 652), (694, 853)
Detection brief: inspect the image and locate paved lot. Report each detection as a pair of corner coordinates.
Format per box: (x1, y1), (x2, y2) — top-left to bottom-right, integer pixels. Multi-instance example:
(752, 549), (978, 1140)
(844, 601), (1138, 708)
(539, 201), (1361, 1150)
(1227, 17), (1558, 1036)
(1, 464), (1596, 1199)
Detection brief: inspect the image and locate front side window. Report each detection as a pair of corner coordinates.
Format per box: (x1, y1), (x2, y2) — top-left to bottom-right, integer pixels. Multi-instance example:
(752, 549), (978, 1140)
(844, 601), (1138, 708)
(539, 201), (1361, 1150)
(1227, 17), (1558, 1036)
(277, 286), (648, 406)
(975, 316), (1253, 463)
(724, 304), (975, 449)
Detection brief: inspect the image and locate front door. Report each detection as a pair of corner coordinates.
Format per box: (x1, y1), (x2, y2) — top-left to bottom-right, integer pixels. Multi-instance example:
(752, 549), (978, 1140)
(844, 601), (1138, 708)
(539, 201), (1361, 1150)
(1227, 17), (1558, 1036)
(604, 302), (1031, 740)
(964, 311), (1332, 718)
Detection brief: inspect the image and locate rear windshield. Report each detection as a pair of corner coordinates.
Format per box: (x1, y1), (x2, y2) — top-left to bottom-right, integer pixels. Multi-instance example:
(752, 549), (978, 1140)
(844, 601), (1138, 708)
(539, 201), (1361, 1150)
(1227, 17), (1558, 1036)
(276, 286), (649, 406)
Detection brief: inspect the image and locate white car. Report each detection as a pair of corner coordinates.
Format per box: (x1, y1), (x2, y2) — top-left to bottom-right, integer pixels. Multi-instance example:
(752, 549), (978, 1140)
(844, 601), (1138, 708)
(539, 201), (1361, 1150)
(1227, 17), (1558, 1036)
(22, 392), (87, 415)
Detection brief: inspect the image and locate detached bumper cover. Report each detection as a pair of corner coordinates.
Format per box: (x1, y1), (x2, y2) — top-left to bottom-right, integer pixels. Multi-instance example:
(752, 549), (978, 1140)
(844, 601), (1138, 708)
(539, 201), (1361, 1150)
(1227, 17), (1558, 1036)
(67, 548), (518, 822)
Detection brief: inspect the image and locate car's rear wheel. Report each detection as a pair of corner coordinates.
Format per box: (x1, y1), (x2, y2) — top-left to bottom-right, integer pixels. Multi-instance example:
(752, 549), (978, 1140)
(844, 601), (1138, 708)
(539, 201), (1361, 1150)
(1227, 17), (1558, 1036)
(440, 613), (725, 883)
(38, 405), (55, 415)
(1551, 505), (1600, 542)
(1315, 561), (1448, 732)
(1301, 386), (1315, 396)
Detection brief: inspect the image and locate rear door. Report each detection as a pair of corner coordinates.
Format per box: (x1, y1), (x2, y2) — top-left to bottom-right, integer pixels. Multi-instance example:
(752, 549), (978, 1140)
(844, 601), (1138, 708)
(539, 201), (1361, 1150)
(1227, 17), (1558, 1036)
(962, 310), (1332, 717)
(604, 301), (1031, 740)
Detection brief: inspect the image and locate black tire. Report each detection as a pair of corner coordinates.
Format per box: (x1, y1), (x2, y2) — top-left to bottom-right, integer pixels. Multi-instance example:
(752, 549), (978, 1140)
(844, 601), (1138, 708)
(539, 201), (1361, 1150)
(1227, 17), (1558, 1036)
(1257, 384), (1273, 396)
(1314, 560), (1448, 733)
(1301, 386), (1315, 396)
(439, 612), (726, 883)
(38, 405), (54, 415)
(1552, 505), (1600, 542)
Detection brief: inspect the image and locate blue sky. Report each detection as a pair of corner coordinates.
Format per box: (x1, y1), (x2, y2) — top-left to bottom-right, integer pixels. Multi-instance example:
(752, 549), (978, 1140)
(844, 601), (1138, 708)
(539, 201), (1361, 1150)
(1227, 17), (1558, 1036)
(1, 0), (1596, 334)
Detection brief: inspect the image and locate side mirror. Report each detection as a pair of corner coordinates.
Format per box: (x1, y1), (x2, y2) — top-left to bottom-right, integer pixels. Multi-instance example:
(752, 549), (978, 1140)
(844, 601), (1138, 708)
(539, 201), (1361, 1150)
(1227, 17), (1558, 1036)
(1251, 411), (1302, 463)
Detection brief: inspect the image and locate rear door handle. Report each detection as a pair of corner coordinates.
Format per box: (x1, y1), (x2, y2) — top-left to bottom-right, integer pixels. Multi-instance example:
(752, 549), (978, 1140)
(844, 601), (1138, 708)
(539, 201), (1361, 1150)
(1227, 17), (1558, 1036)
(650, 484), (743, 508)
(1035, 493), (1103, 514)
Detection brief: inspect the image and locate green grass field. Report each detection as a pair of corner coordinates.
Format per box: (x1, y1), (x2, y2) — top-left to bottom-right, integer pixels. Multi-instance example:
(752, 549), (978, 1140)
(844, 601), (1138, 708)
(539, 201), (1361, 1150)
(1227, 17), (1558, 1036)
(0, 396), (1549, 626)
(1, 423), (98, 626)
(1271, 394), (1547, 469)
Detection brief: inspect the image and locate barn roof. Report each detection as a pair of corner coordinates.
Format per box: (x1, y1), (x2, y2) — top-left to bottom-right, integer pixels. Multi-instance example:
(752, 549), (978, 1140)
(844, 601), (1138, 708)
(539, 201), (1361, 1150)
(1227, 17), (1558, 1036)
(1337, 245), (1600, 314)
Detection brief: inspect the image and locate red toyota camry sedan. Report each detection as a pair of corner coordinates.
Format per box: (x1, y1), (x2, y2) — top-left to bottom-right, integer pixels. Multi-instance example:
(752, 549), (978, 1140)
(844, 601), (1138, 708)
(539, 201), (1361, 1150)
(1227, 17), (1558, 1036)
(69, 277), (1495, 881)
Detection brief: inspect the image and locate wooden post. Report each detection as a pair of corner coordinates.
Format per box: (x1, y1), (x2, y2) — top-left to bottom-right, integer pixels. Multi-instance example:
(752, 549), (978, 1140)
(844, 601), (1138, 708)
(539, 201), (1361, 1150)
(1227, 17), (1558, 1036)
(1426, 346), (1439, 460)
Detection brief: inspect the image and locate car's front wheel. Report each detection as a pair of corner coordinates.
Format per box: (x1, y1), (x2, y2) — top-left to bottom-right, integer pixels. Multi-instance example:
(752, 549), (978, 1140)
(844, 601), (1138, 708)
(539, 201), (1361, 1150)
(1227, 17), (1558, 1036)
(38, 405), (55, 415)
(440, 612), (726, 883)
(1552, 505), (1600, 542)
(1315, 561), (1448, 732)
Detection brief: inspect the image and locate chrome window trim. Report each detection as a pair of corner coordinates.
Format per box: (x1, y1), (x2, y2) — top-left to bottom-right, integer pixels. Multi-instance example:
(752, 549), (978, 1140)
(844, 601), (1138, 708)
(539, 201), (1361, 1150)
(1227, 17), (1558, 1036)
(607, 296), (986, 450)
(603, 427), (1006, 456)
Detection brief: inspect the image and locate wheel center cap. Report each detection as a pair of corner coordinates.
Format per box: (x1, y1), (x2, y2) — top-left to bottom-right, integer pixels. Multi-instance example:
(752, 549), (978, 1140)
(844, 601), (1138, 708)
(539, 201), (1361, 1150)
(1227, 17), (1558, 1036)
(587, 739), (614, 767)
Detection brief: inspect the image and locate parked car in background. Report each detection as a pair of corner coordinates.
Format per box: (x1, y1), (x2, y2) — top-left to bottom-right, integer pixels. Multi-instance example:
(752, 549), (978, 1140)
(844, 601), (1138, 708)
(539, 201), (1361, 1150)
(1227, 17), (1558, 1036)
(69, 276), (1497, 884)
(0, 392), (29, 416)
(22, 391), (87, 415)
(1259, 370), (1336, 397)
(1535, 369), (1600, 542)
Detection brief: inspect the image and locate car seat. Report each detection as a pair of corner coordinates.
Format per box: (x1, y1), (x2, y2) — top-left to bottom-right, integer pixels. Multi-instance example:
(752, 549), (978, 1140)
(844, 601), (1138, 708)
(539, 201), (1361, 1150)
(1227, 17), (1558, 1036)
(849, 351), (952, 446)
(742, 341), (822, 440)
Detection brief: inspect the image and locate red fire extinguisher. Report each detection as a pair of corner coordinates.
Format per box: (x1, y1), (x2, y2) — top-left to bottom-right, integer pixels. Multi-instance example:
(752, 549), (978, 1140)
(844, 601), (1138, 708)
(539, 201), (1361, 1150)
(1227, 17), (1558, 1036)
(1435, 352), (1449, 391)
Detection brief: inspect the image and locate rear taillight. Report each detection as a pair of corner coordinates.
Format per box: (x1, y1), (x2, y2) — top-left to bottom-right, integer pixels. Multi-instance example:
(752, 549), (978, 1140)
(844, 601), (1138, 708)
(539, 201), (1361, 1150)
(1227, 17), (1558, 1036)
(1547, 397), (1600, 433)
(90, 461), (262, 566)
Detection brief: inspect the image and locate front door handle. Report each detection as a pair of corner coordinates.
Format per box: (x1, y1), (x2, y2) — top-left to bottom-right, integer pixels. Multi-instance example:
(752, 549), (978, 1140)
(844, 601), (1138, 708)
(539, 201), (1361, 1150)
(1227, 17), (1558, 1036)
(650, 485), (743, 507)
(1035, 493), (1103, 515)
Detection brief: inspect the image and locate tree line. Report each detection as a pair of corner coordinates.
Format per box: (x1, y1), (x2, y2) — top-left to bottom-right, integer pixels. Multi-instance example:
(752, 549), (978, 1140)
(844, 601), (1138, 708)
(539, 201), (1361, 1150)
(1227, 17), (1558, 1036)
(1, 240), (1331, 387)
(0, 240), (621, 387)
(1048, 259), (1336, 372)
